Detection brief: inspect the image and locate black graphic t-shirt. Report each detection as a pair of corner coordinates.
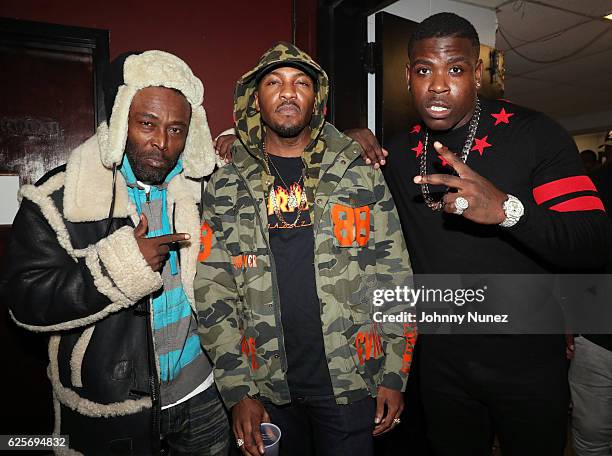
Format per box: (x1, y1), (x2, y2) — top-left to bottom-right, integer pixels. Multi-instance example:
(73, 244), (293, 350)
(267, 154), (333, 397)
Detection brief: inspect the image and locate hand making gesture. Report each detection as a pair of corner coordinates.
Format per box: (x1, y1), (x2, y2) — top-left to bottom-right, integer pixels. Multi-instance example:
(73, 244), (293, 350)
(414, 141), (508, 225)
(134, 214), (190, 271)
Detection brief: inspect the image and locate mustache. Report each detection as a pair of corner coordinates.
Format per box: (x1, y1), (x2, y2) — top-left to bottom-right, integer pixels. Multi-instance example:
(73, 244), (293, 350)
(137, 150), (168, 162)
(276, 100), (300, 111)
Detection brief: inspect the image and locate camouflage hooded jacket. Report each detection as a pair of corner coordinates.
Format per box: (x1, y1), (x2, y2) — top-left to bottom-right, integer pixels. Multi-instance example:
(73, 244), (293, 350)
(195, 42), (415, 409)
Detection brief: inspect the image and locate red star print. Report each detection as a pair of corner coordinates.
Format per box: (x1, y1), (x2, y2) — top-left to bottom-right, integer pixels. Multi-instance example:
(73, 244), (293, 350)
(411, 141), (424, 158)
(471, 136), (492, 156)
(491, 108), (514, 126)
(410, 124), (421, 134)
(438, 153), (450, 167)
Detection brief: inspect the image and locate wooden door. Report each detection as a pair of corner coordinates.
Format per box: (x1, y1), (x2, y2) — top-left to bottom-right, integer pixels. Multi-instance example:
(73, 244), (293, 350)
(0, 18), (109, 435)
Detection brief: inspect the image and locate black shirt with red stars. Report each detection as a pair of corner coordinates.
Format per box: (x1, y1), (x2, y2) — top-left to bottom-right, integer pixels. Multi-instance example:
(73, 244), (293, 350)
(384, 97), (608, 275)
(383, 97), (610, 359)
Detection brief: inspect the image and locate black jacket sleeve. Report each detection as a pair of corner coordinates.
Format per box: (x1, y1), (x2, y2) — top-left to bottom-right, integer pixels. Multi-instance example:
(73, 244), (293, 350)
(5, 199), (115, 328)
(506, 114), (610, 270)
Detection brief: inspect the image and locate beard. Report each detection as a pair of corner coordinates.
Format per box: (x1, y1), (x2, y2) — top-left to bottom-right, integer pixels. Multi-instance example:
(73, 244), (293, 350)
(263, 102), (313, 139)
(272, 123), (307, 138)
(124, 139), (178, 185)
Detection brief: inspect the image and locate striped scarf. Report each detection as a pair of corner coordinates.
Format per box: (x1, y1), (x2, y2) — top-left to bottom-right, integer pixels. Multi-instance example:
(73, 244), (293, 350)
(120, 155), (203, 386)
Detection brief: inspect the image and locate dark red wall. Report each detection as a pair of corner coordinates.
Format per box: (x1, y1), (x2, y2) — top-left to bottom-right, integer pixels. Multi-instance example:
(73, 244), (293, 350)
(0, 0), (292, 134)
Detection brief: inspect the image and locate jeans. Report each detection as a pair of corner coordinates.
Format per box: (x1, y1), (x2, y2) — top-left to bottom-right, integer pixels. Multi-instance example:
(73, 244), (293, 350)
(262, 394), (375, 456)
(570, 336), (612, 455)
(160, 385), (230, 455)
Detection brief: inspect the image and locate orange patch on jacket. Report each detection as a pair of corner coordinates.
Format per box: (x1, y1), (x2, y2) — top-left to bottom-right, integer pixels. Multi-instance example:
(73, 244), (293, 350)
(331, 203), (371, 247)
(241, 336), (259, 370)
(355, 324), (383, 365)
(401, 324), (418, 374)
(197, 221), (213, 262)
(232, 254), (258, 270)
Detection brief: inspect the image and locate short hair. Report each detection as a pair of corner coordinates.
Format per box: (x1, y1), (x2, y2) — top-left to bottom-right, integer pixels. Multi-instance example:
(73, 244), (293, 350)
(408, 12), (480, 60)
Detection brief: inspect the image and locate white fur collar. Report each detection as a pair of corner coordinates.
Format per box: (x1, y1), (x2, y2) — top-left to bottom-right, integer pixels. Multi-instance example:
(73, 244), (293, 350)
(63, 133), (201, 223)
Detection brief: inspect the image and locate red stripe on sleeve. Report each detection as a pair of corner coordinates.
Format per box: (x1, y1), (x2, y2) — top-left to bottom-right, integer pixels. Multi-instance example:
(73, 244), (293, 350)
(533, 176), (597, 204)
(549, 196), (605, 212)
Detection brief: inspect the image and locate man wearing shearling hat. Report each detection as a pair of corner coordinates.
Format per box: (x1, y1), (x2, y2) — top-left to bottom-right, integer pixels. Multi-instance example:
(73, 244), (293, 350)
(4, 50), (228, 455)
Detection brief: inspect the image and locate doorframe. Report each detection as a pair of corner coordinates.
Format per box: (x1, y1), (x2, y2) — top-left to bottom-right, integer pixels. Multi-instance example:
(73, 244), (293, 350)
(316, 0), (395, 131)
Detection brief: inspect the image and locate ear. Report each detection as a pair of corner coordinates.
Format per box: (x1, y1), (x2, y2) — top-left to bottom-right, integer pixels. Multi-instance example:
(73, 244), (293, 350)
(254, 91), (260, 112)
(475, 59), (483, 89)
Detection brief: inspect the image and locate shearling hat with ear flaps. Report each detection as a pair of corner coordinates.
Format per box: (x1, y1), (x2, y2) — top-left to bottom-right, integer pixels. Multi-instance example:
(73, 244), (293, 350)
(97, 50), (216, 179)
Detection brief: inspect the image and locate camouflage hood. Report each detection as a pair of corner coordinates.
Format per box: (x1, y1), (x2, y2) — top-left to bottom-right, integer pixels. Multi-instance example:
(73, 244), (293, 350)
(233, 41), (329, 158)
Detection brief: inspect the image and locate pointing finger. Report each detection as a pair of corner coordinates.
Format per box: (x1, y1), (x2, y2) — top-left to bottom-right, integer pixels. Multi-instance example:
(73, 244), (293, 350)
(414, 173), (466, 190)
(153, 232), (191, 245)
(433, 141), (471, 177)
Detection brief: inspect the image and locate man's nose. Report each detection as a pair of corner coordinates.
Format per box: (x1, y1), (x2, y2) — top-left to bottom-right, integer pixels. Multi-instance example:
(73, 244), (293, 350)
(152, 128), (168, 151)
(280, 82), (297, 101)
(428, 71), (450, 94)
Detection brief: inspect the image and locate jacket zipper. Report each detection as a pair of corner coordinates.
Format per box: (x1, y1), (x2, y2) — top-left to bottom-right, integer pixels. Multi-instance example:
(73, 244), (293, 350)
(143, 190), (161, 451)
(232, 164), (289, 373)
(145, 292), (161, 451)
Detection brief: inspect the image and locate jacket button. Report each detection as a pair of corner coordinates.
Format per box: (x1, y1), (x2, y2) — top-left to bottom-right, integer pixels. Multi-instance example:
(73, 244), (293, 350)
(316, 199), (322, 205)
(274, 354), (280, 359)
(268, 304), (273, 308)
(340, 159), (347, 165)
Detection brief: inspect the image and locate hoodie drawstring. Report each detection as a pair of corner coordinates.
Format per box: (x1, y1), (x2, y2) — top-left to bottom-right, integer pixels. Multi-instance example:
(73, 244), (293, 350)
(105, 164), (118, 237)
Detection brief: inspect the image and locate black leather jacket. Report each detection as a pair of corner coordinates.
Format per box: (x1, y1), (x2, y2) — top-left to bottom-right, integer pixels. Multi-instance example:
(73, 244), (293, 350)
(5, 166), (161, 455)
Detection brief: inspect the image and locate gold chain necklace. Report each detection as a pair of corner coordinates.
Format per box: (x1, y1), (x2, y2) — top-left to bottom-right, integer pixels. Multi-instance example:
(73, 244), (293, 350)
(263, 140), (309, 228)
(266, 154), (305, 210)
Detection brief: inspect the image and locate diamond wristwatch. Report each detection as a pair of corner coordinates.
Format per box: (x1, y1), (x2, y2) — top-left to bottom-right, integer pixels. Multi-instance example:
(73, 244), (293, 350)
(499, 194), (524, 228)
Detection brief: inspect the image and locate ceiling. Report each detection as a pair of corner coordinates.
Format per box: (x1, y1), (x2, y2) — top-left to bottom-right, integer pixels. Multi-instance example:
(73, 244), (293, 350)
(453, 0), (612, 132)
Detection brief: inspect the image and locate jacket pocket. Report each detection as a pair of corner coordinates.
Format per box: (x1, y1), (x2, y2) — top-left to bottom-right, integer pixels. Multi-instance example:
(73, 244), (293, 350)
(328, 188), (377, 249)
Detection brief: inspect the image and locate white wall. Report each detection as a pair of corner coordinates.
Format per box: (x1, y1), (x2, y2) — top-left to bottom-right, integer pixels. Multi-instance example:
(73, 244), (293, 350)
(367, 0), (498, 132)
(559, 110), (612, 138)
(0, 175), (20, 225)
(382, 0), (497, 47)
(573, 131), (607, 153)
